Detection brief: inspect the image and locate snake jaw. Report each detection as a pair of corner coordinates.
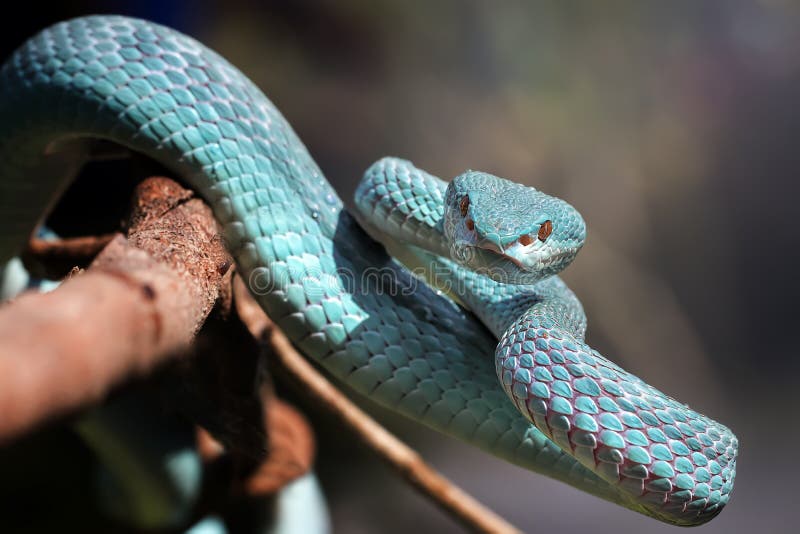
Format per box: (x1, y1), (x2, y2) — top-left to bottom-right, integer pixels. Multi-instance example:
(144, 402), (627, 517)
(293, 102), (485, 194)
(456, 240), (578, 284)
(473, 240), (527, 270)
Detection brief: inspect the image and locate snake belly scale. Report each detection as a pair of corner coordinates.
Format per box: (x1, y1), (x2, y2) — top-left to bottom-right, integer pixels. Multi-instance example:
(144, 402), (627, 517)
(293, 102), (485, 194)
(0, 16), (736, 526)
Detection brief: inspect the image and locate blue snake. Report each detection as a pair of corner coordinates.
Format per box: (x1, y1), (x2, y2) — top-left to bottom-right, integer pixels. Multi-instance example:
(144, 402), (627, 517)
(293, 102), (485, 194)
(0, 16), (737, 526)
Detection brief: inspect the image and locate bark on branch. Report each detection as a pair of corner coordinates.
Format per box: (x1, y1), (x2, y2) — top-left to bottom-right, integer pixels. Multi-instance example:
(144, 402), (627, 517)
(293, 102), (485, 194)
(0, 177), (231, 442)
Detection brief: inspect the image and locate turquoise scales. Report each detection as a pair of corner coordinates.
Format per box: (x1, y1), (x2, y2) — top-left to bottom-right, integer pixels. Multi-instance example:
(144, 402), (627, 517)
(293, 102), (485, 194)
(355, 159), (737, 524)
(0, 16), (736, 526)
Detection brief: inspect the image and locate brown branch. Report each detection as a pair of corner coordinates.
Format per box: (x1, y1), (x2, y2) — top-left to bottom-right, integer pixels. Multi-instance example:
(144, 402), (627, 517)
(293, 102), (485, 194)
(179, 304), (316, 499)
(232, 276), (522, 534)
(196, 394), (315, 497)
(0, 177), (232, 442)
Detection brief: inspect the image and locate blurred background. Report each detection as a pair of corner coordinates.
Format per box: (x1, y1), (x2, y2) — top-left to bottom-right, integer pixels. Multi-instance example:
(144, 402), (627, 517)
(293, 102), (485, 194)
(1, 1), (797, 532)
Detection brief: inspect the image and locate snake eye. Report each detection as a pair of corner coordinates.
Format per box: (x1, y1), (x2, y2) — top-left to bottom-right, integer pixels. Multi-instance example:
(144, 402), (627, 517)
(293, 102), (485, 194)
(537, 220), (553, 242)
(518, 234), (533, 246)
(459, 196), (470, 217)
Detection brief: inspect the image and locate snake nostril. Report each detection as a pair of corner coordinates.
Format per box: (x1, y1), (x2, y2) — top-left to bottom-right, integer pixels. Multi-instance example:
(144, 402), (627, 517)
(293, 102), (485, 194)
(519, 234), (533, 246)
(465, 218), (474, 231)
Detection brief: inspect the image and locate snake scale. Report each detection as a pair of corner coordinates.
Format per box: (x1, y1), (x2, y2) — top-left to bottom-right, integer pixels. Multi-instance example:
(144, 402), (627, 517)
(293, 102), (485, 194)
(0, 16), (736, 526)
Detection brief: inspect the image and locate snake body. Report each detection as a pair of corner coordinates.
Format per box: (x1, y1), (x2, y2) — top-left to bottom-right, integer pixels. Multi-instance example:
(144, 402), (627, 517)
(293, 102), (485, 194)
(0, 16), (736, 526)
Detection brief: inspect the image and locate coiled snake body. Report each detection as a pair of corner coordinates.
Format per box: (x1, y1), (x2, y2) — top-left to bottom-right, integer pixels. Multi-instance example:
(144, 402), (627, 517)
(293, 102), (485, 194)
(0, 16), (737, 526)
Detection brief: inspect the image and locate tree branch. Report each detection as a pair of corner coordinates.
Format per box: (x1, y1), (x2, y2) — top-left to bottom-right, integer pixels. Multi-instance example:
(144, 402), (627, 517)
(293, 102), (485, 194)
(0, 177), (232, 442)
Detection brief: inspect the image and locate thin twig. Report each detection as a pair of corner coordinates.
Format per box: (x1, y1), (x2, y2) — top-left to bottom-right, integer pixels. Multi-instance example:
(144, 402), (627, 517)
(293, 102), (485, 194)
(26, 233), (115, 260)
(23, 233), (116, 279)
(233, 276), (521, 534)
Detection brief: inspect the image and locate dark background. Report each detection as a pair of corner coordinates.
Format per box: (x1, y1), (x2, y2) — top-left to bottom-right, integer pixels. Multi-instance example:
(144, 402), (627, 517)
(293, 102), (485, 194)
(1, 1), (797, 532)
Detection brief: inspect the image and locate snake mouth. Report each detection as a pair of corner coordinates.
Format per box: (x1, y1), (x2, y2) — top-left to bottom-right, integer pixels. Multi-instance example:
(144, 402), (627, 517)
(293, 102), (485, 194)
(467, 243), (573, 273)
(452, 242), (578, 285)
(455, 245), (547, 285)
(470, 245), (527, 269)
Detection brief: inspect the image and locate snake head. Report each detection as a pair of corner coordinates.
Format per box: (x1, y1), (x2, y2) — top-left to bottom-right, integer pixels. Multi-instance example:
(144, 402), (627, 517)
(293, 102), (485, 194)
(443, 170), (586, 284)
